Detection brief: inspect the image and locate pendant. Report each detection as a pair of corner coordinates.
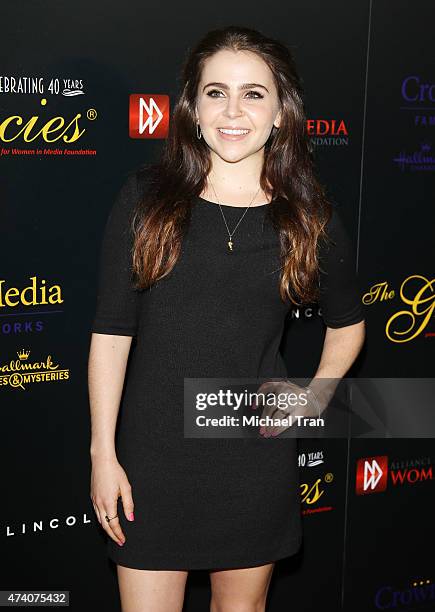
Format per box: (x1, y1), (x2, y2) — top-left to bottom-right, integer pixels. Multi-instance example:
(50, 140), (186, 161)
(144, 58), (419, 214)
(228, 240), (233, 251)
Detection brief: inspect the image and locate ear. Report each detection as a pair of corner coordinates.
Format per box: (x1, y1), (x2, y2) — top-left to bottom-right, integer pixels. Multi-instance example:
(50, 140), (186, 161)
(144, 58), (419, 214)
(274, 108), (282, 129)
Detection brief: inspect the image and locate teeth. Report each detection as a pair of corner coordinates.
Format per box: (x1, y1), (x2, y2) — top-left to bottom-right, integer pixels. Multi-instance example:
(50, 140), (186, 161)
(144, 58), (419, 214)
(218, 128), (249, 135)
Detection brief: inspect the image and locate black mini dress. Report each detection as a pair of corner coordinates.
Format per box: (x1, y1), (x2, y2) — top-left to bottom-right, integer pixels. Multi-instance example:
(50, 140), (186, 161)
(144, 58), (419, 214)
(90, 169), (364, 570)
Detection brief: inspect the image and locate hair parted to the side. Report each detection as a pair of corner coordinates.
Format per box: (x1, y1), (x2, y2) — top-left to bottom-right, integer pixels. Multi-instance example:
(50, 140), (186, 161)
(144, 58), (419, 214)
(131, 24), (333, 305)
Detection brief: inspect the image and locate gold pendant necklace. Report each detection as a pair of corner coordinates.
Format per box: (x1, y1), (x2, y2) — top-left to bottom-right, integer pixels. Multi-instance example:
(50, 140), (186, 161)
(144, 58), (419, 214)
(208, 181), (262, 252)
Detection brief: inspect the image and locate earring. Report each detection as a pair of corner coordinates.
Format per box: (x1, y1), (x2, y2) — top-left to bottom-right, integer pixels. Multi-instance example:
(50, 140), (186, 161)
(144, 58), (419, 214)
(196, 123), (202, 139)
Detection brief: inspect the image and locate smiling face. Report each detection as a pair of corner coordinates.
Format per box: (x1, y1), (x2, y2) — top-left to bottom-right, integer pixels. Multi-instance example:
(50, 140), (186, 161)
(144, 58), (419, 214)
(195, 49), (282, 164)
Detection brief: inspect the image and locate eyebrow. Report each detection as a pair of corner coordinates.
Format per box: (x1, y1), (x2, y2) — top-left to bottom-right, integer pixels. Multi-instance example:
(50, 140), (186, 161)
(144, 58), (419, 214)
(202, 82), (269, 93)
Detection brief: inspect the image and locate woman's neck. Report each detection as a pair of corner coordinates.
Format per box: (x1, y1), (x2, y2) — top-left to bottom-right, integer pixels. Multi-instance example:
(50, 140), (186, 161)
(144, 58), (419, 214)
(204, 153), (271, 205)
(199, 184), (272, 206)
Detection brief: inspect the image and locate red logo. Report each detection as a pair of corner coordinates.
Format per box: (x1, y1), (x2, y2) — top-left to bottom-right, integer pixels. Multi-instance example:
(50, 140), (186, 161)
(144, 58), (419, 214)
(306, 119), (348, 136)
(129, 94), (169, 139)
(356, 455), (388, 494)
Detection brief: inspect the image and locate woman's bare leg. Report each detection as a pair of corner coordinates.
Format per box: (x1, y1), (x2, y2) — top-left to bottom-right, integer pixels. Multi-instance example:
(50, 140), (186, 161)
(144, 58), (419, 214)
(116, 566), (189, 612)
(209, 563), (275, 612)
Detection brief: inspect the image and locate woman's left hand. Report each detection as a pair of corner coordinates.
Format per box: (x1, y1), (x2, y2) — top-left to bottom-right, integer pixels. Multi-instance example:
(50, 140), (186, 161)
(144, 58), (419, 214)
(251, 379), (324, 438)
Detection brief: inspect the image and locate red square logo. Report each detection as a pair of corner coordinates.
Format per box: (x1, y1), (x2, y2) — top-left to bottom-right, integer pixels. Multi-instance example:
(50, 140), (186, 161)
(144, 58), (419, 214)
(356, 455), (388, 495)
(129, 94), (169, 139)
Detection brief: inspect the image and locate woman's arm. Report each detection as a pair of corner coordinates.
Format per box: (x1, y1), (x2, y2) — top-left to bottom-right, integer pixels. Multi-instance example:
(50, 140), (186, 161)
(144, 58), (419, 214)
(259, 207), (366, 436)
(88, 332), (135, 547)
(88, 172), (142, 545)
(307, 319), (366, 407)
(309, 205), (366, 407)
(89, 172), (142, 457)
(88, 333), (133, 460)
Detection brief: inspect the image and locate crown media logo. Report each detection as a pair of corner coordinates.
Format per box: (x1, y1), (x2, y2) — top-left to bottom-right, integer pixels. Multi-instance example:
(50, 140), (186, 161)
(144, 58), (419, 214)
(400, 75), (435, 127)
(129, 94), (169, 139)
(0, 349), (70, 390)
(374, 576), (434, 610)
(307, 118), (349, 147)
(0, 276), (64, 336)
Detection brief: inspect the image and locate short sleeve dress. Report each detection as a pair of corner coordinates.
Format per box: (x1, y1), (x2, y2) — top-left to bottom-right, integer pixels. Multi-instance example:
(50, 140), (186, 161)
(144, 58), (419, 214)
(90, 169), (365, 570)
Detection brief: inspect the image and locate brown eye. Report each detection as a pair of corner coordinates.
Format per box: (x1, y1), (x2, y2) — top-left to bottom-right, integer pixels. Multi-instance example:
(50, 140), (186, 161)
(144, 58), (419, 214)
(206, 89), (224, 97)
(246, 90), (264, 99)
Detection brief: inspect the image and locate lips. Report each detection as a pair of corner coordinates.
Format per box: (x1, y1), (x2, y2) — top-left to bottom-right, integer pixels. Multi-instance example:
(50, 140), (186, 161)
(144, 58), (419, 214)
(218, 127), (250, 134)
(216, 127), (251, 143)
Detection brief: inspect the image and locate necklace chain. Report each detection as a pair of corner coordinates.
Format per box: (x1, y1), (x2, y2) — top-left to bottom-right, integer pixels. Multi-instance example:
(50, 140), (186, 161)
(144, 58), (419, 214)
(208, 180), (262, 252)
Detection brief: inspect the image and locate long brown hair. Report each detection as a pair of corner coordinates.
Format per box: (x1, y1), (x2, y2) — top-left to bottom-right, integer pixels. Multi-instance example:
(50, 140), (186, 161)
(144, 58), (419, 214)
(132, 25), (332, 305)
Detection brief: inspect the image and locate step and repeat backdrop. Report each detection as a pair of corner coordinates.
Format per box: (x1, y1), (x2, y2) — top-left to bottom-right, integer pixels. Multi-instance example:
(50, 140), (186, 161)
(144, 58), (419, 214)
(1, 1), (434, 611)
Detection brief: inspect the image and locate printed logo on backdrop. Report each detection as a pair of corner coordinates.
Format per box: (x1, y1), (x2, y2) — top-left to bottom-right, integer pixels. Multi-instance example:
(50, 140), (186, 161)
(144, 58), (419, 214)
(129, 94), (169, 139)
(401, 75), (435, 127)
(0, 277), (63, 335)
(299, 449), (335, 515)
(298, 450), (325, 468)
(356, 455), (432, 495)
(374, 577), (434, 610)
(3, 512), (92, 540)
(307, 118), (349, 147)
(393, 142), (435, 172)
(362, 275), (435, 342)
(0, 75), (97, 154)
(0, 349), (69, 390)
(356, 455), (388, 494)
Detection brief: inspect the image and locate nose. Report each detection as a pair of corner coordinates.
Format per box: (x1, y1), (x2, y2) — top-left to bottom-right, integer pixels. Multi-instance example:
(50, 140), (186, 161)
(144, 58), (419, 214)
(223, 94), (243, 118)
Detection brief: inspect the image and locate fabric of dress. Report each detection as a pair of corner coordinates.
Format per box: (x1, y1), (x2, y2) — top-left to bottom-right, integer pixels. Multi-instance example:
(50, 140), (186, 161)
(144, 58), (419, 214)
(90, 169), (365, 570)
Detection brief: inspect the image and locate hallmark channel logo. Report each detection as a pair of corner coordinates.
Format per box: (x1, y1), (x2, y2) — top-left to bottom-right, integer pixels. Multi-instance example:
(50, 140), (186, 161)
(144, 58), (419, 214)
(129, 94), (169, 139)
(0, 349), (70, 390)
(356, 455), (432, 495)
(393, 142), (435, 172)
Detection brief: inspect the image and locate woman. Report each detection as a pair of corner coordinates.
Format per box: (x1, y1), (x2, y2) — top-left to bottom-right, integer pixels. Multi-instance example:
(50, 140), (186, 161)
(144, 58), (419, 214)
(88, 25), (365, 612)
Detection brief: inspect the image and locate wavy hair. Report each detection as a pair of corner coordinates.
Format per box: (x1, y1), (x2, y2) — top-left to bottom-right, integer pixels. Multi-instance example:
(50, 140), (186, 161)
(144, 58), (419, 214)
(132, 24), (332, 305)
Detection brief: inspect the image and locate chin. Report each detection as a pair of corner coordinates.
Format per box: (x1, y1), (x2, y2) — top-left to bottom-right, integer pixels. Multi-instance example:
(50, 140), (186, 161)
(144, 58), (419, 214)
(212, 146), (256, 164)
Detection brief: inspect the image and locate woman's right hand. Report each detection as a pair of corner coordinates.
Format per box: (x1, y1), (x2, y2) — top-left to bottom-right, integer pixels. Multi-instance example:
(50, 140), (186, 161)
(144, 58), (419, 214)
(90, 455), (135, 547)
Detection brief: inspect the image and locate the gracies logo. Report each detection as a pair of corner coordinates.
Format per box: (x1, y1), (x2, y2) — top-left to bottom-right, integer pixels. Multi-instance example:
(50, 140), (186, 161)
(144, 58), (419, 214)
(129, 94), (169, 139)
(0, 98), (93, 144)
(300, 472), (335, 515)
(363, 275), (434, 342)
